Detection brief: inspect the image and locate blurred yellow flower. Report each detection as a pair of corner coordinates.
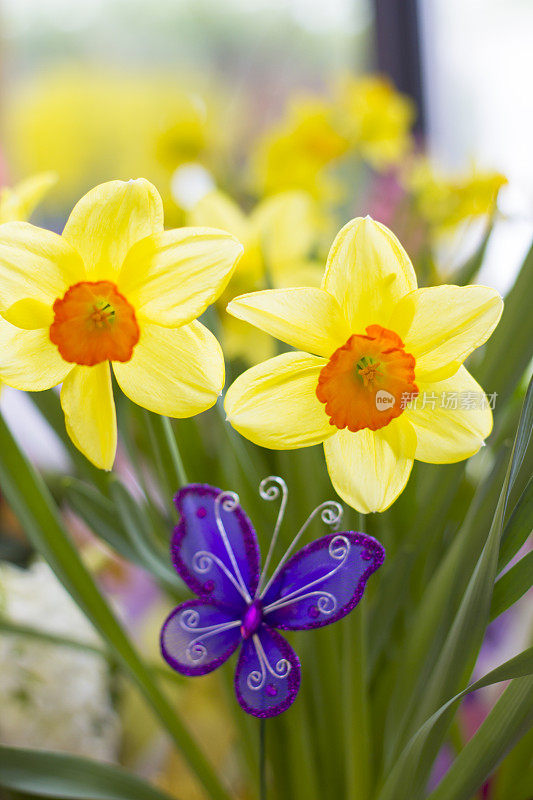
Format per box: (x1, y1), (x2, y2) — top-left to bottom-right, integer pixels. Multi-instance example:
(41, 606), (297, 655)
(336, 75), (415, 169)
(251, 97), (349, 200)
(404, 158), (507, 230)
(189, 189), (322, 362)
(0, 173), (57, 224)
(0, 179), (243, 469)
(4, 67), (232, 217)
(225, 216), (502, 513)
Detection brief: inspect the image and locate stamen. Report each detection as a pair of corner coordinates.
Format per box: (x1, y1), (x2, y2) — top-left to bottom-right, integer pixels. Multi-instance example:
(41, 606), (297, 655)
(357, 360), (381, 386)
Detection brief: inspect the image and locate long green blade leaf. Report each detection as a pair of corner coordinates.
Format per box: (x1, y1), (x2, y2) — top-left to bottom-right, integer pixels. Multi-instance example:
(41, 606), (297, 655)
(378, 376), (533, 799)
(0, 745), (177, 800)
(427, 676), (533, 800)
(377, 647), (533, 800)
(490, 551), (533, 620)
(0, 414), (230, 800)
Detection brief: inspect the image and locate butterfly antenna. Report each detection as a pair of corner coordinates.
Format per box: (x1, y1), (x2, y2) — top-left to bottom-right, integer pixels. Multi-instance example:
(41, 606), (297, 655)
(214, 490), (252, 603)
(258, 498), (343, 600)
(256, 476), (288, 595)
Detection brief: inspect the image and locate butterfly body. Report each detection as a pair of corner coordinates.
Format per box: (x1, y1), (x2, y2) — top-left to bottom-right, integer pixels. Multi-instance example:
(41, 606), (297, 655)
(240, 600), (263, 639)
(161, 481), (385, 717)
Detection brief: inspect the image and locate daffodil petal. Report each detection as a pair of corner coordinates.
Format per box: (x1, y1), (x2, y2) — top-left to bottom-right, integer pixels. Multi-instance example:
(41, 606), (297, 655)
(113, 320), (224, 417)
(0, 317), (72, 390)
(118, 228), (243, 327)
(224, 351), (334, 449)
(322, 216), (417, 331)
(249, 190), (317, 266)
(324, 416), (416, 513)
(0, 222), (84, 311)
(188, 191), (250, 243)
(3, 298), (53, 329)
(62, 179), (164, 281)
(389, 285), (503, 381)
(227, 287), (350, 358)
(405, 366), (493, 463)
(60, 362), (117, 471)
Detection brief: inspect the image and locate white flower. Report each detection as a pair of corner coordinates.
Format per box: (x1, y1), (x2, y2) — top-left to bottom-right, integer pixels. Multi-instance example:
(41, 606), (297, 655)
(0, 560), (120, 759)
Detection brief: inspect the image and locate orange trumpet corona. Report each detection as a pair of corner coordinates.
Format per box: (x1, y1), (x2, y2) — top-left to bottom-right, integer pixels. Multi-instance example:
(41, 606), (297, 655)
(316, 324), (418, 432)
(49, 280), (139, 366)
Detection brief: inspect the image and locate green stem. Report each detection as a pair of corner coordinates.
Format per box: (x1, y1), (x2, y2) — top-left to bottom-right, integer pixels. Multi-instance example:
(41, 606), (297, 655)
(161, 416), (189, 487)
(259, 719), (267, 800)
(143, 410), (188, 502)
(344, 514), (372, 800)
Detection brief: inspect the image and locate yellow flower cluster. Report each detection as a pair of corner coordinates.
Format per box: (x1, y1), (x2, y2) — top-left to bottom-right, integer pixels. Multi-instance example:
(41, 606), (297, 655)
(188, 189), (322, 362)
(0, 174), (503, 514)
(404, 158), (507, 230)
(251, 75), (415, 199)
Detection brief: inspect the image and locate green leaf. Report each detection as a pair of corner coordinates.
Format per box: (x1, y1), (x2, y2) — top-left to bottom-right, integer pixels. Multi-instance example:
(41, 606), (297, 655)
(62, 477), (139, 563)
(426, 676), (533, 800)
(452, 220), (493, 285)
(491, 726), (533, 800)
(382, 451), (505, 767)
(0, 414), (231, 800)
(108, 476), (182, 595)
(143, 411), (188, 504)
(477, 239), (533, 405)
(498, 476), (533, 570)
(490, 551), (533, 620)
(63, 477), (180, 597)
(376, 647), (533, 800)
(0, 745), (177, 800)
(378, 376), (533, 799)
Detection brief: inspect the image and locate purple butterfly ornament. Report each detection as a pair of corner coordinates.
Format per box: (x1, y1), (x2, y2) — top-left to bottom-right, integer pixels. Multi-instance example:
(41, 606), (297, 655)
(160, 477), (385, 718)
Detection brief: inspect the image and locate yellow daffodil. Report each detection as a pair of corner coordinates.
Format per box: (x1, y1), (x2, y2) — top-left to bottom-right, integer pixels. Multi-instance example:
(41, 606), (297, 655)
(0, 179), (243, 470)
(224, 216), (503, 513)
(251, 97), (349, 200)
(0, 172), (57, 224)
(0, 172), (58, 395)
(190, 189), (321, 290)
(336, 75), (414, 169)
(404, 158), (507, 230)
(189, 189), (322, 362)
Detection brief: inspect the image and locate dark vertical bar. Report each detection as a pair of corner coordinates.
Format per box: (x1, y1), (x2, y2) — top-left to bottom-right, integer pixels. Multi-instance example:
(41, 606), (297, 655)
(373, 0), (426, 134)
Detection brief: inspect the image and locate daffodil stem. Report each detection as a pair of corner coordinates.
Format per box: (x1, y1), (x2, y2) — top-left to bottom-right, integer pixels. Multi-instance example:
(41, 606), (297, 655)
(161, 415), (189, 487)
(259, 719), (267, 800)
(344, 514), (371, 800)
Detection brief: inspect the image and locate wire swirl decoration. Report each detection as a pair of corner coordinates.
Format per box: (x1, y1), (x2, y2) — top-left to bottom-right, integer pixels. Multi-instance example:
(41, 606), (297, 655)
(179, 609), (241, 665)
(246, 634), (292, 691)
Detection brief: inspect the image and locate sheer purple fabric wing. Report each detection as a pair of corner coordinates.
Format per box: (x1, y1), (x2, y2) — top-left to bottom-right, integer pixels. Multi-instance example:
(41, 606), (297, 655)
(262, 532), (384, 630)
(171, 484), (261, 611)
(234, 625), (301, 718)
(160, 599), (242, 676)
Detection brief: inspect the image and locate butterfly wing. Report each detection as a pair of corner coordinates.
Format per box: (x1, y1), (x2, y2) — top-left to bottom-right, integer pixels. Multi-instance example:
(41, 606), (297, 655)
(161, 599), (242, 676)
(234, 625), (301, 717)
(172, 484), (261, 610)
(262, 532), (384, 630)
